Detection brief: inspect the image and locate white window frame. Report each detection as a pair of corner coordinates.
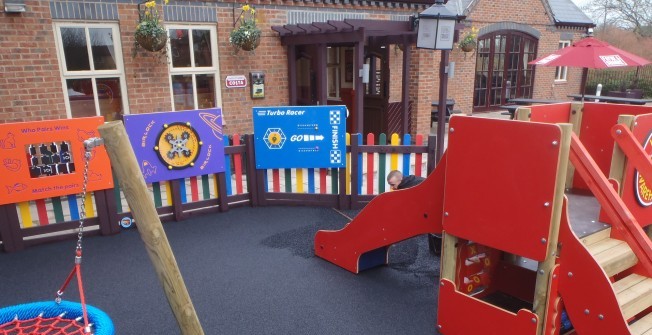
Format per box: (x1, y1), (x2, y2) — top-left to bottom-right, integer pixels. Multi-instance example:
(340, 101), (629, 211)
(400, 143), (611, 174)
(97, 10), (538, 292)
(555, 40), (571, 81)
(53, 22), (130, 118)
(166, 24), (223, 110)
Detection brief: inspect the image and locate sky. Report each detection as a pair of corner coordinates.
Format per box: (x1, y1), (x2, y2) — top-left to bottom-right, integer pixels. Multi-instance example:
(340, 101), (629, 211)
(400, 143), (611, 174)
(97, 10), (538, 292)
(571, 0), (591, 7)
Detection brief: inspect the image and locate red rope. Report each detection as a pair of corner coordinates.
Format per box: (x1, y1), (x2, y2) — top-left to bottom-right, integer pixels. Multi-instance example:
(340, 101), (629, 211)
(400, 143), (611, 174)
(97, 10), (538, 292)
(56, 249), (90, 333)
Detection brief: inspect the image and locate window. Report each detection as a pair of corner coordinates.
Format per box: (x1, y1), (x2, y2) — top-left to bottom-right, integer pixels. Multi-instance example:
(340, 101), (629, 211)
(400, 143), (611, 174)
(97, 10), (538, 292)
(555, 40), (571, 81)
(54, 23), (128, 120)
(168, 25), (222, 111)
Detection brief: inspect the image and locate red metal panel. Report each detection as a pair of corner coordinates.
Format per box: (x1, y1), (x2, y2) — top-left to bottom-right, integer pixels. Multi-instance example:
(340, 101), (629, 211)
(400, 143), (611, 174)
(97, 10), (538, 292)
(437, 278), (538, 335)
(443, 117), (561, 261)
(557, 197), (631, 334)
(314, 153), (446, 273)
(573, 103), (652, 191)
(528, 103), (571, 124)
(616, 115), (652, 227)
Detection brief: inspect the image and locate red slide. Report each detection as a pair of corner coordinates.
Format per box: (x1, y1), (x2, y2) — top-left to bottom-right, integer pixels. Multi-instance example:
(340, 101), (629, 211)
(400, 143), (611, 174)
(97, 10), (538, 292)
(314, 154), (446, 273)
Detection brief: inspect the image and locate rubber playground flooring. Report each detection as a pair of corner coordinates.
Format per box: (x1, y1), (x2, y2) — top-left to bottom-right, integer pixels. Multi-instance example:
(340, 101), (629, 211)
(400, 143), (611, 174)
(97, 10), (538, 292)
(0, 206), (440, 335)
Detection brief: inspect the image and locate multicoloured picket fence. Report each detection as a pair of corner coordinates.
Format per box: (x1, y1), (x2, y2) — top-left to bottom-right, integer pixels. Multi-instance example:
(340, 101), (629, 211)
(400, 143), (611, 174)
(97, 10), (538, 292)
(0, 133), (435, 252)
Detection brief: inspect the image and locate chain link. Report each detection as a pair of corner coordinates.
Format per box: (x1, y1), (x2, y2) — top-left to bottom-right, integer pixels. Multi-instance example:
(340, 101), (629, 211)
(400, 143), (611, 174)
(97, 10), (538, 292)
(75, 138), (104, 254)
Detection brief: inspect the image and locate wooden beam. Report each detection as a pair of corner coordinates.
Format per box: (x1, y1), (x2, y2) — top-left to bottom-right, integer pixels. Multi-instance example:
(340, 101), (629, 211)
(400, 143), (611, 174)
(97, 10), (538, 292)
(98, 121), (205, 335)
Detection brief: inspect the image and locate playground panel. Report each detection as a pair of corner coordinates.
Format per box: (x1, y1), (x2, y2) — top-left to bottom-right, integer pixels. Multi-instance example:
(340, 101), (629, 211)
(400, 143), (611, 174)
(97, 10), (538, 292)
(0, 117), (113, 205)
(573, 103), (652, 192)
(443, 117), (562, 261)
(616, 113), (652, 228)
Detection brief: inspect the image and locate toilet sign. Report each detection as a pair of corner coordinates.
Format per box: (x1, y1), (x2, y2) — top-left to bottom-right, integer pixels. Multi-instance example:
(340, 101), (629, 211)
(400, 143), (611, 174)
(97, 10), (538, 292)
(225, 75), (247, 88)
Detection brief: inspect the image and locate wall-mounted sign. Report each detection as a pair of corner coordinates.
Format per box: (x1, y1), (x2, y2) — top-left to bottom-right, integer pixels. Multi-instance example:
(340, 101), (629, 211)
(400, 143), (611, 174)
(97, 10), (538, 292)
(123, 109), (226, 183)
(0, 117), (113, 205)
(253, 105), (347, 169)
(225, 75), (247, 88)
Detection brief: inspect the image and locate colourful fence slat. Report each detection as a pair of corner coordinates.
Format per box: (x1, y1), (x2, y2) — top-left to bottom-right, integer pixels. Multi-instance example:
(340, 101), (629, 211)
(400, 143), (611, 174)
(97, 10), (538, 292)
(35, 199), (49, 226)
(403, 134), (412, 175)
(272, 169), (280, 192)
(18, 202), (32, 228)
(202, 175), (210, 200)
(152, 182), (162, 208)
(224, 137), (233, 196)
(319, 169), (327, 194)
(331, 168), (338, 194)
(366, 133), (375, 195)
(378, 133), (387, 193)
(67, 194), (79, 220)
(415, 135), (423, 177)
(284, 169), (292, 193)
(345, 133), (351, 195)
(233, 135), (244, 194)
(189, 176), (199, 202)
(52, 197), (64, 223)
(113, 175), (122, 214)
(178, 178), (188, 204)
(164, 180), (173, 206)
(308, 168), (315, 193)
(296, 168), (304, 193)
(390, 133), (400, 172)
(84, 192), (95, 218)
(357, 134), (363, 194)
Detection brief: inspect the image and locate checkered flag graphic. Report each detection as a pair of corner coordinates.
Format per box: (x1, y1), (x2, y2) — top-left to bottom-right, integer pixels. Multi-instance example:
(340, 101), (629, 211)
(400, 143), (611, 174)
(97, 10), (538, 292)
(330, 150), (342, 164)
(329, 110), (341, 125)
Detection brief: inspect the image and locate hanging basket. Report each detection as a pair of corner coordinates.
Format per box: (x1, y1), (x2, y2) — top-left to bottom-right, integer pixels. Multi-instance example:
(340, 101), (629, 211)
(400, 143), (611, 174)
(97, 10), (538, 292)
(460, 43), (475, 53)
(135, 29), (167, 52)
(239, 35), (260, 52)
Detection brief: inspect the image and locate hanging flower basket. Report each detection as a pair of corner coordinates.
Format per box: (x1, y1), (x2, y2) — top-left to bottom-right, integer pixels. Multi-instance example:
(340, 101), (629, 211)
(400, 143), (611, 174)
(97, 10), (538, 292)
(458, 27), (479, 53)
(135, 0), (169, 53)
(229, 4), (262, 53)
(135, 29), (167, 52)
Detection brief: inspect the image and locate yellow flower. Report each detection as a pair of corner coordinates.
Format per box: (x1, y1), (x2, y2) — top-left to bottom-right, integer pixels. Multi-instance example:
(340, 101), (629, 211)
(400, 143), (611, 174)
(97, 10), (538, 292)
(251, 9), (255, 14)
(145, 1), (155, 8)
(242, 4), (250, 11)
(164, 0), (169, 3)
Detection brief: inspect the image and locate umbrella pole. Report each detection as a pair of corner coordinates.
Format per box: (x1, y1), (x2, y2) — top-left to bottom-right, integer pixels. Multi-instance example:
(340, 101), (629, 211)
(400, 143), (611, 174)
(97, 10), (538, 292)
(580, 68), (589, 101)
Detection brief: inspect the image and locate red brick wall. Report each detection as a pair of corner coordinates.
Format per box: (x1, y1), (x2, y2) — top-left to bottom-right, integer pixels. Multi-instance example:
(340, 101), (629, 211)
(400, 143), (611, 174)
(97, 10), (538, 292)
(0, 2), (65, 123)
(0, 0), (589, 139)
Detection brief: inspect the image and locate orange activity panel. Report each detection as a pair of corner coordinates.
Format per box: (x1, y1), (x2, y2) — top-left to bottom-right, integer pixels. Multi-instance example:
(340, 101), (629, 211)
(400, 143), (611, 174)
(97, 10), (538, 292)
(443, 117), (561, 261)
(0, 117), (113, 205)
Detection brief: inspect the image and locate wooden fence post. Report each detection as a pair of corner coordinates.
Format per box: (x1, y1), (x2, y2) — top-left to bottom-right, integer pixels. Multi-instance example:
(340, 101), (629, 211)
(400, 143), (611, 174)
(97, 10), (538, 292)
(245, 134), (259, 207)
(98, 121), (205, 335)
(0, 204), (23, 252)
(427, 134), (437, 174)
(170, 179), (185, 221)
(216, 172), (229, 212)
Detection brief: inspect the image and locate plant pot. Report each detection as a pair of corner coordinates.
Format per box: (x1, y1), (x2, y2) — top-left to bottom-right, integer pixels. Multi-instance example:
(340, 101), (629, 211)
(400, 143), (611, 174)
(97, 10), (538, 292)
(239, 35), (260, 52)
(135, 29), (167, 52)
(461, 44), (475, 52)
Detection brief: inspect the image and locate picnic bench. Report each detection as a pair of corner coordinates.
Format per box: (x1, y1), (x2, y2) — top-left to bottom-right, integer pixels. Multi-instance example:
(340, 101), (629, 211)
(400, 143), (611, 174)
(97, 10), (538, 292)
(567, 94), (652, 105)
(431, 99), (459, 123)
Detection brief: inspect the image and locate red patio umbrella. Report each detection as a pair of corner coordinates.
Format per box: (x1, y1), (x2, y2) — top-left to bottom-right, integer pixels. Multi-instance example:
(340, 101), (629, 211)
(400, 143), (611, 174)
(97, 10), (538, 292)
(529, 36), (651, 98)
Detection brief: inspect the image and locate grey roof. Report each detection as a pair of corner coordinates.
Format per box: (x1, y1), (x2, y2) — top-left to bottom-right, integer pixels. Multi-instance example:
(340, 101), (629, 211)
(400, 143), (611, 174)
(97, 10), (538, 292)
(547, 0), (595, 26)
(445, 0), (594, 27)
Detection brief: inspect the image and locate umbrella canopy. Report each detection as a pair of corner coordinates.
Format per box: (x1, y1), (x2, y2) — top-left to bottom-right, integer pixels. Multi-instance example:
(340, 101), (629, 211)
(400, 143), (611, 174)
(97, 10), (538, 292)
(530, 37), (651, 69)
(529, 36), (651, 98)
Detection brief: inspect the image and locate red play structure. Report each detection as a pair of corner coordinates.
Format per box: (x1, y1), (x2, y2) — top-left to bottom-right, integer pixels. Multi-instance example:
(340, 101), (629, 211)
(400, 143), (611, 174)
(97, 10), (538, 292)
(315, 101), (652, 334)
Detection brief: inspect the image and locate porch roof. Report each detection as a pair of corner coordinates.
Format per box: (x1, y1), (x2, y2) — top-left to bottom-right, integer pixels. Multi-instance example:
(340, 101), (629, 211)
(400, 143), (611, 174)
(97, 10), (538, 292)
(271, 19), (417, 46)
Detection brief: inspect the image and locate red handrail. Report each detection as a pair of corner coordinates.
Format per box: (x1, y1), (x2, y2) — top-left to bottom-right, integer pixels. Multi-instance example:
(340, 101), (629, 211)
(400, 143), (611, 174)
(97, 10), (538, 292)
(569, 133), (652, 276)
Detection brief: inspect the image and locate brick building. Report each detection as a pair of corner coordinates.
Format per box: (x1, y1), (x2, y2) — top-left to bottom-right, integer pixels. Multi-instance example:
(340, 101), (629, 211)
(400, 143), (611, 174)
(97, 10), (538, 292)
(0, 0), (593, 137)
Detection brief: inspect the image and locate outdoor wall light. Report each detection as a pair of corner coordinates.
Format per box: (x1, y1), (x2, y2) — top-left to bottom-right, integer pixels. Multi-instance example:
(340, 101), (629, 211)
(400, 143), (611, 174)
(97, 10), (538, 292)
(4, 0), (26, 13)
(416, 0), (458, 50)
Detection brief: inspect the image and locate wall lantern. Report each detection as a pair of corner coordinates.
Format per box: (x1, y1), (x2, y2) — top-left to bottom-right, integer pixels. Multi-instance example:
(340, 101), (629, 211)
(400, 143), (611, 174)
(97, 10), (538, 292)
(4, 0), (26, 13)
(416, 0), (458, 50)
